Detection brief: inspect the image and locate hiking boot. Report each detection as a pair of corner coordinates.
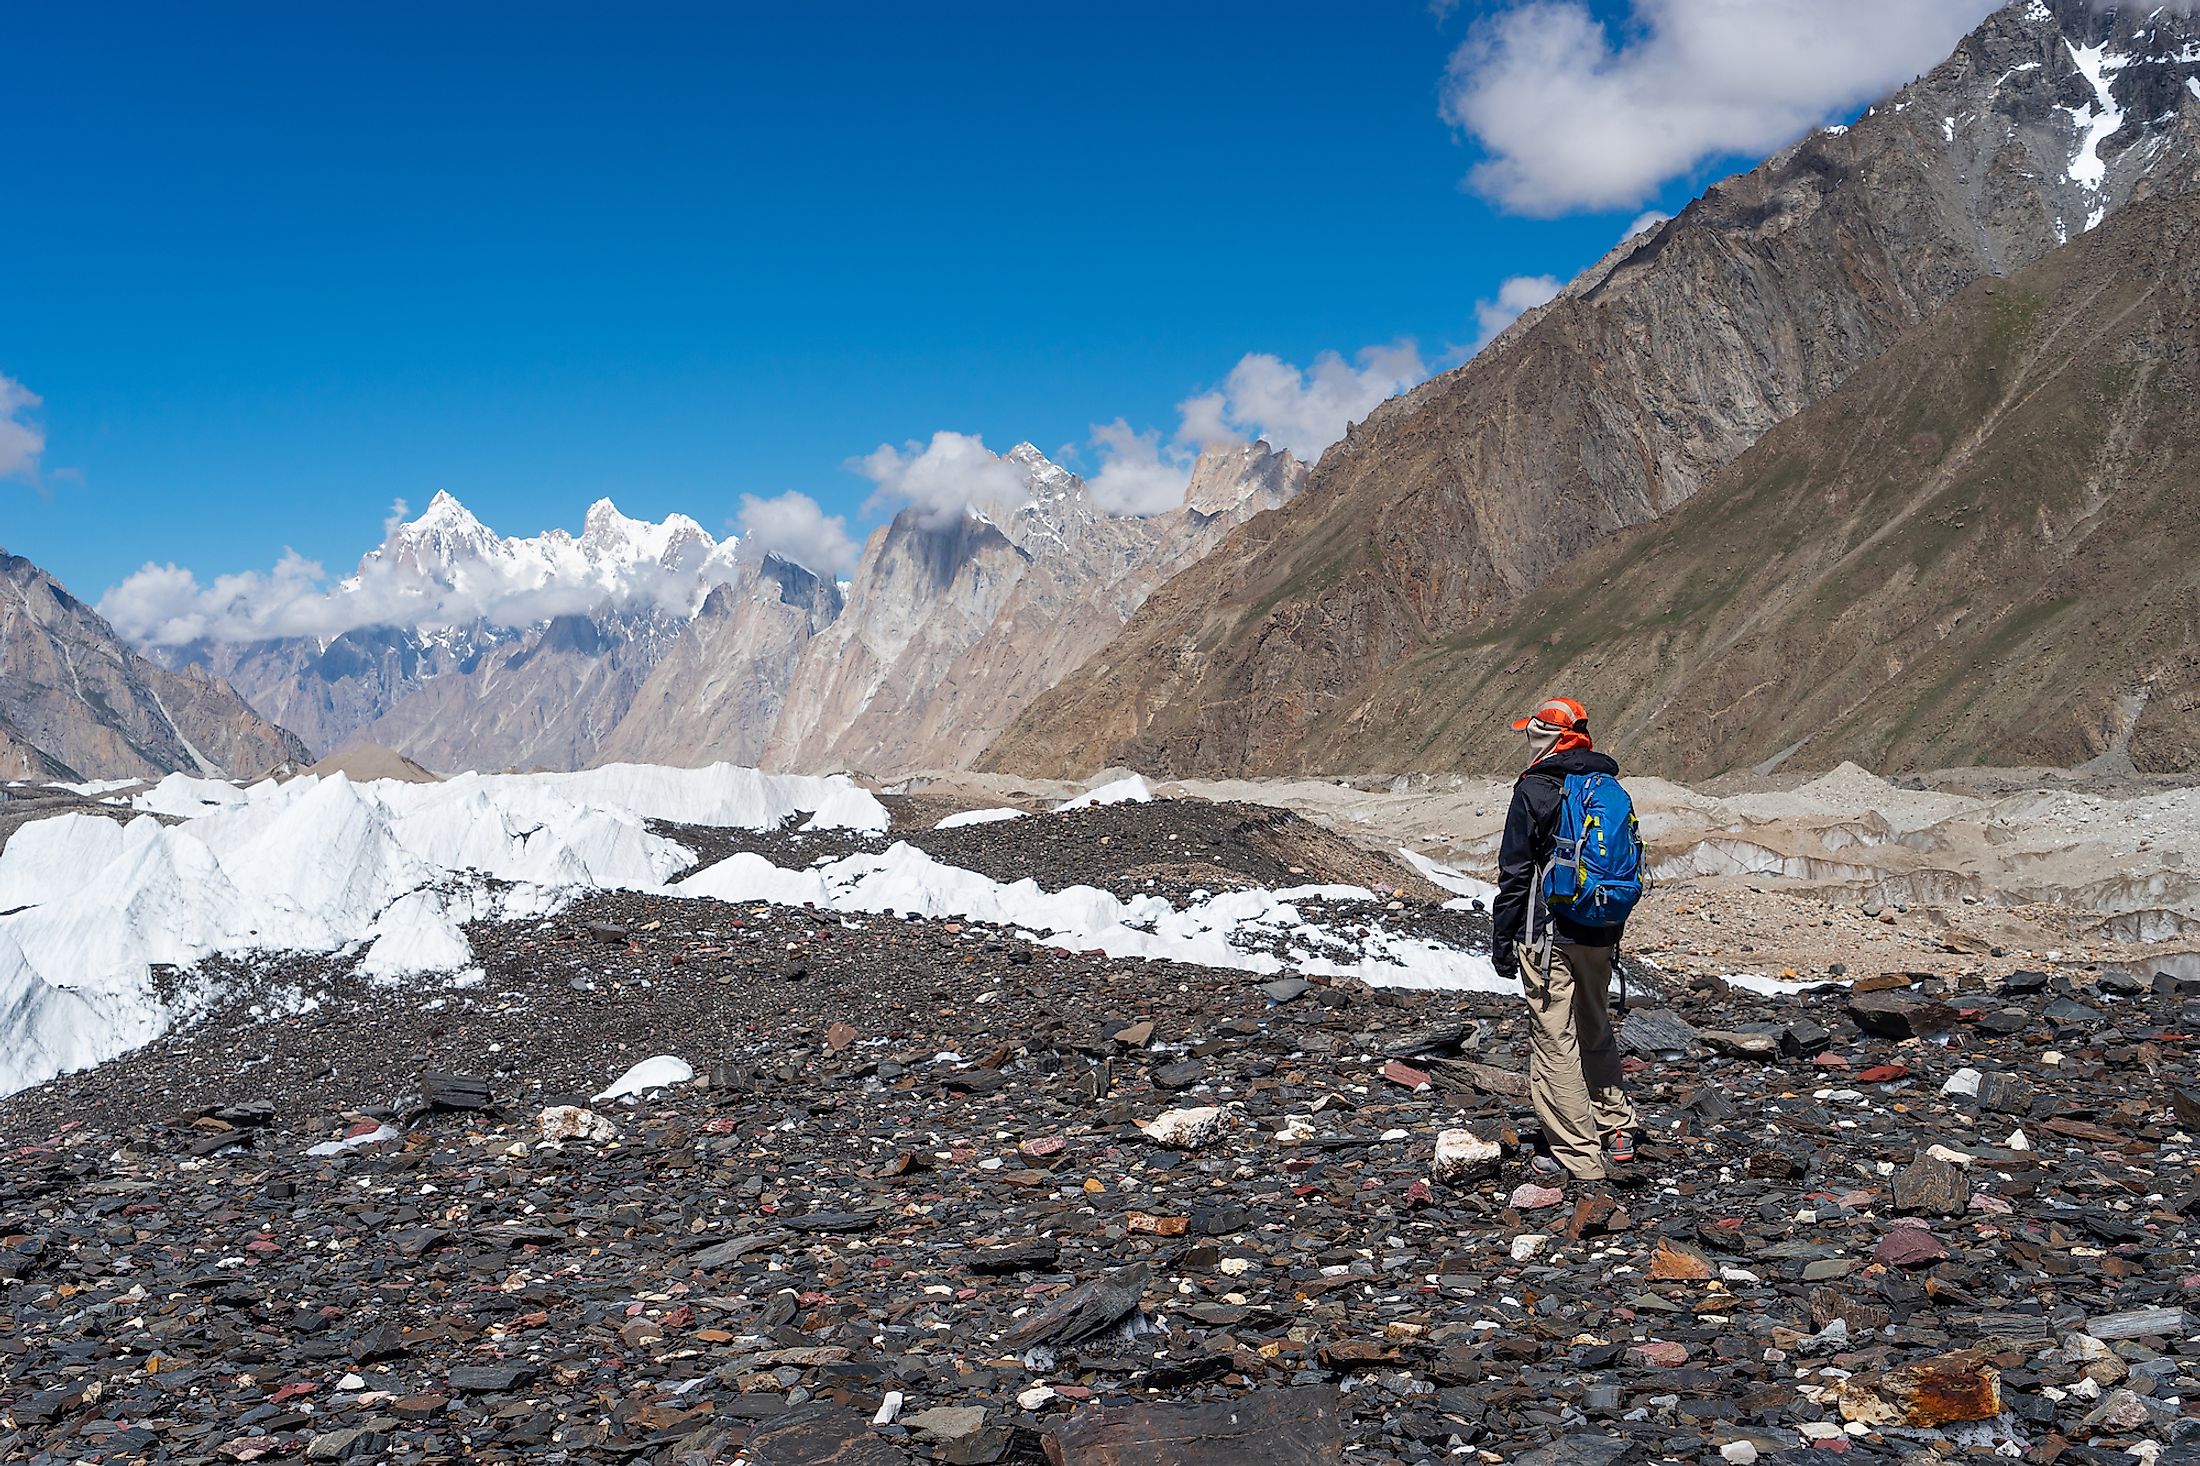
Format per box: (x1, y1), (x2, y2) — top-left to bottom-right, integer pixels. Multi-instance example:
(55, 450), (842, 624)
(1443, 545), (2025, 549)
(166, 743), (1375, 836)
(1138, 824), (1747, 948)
(1529, 1153), (1565, 1181)
(1604, 1128), (1636, 1166)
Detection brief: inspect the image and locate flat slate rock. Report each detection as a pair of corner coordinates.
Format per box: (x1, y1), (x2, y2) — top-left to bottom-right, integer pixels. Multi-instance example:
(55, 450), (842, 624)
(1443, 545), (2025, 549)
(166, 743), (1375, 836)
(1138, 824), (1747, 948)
(447, 1363), (534, 1393)
(1045, 1384), (1343, 1465)
(1008, 1263), (1151, 1348)
(1847, 989), (1957, 1037)
(1616, 1008), (1701, 1057)
(747, 1403), (911, 1465)
(1513, 1434), (1641, 1466)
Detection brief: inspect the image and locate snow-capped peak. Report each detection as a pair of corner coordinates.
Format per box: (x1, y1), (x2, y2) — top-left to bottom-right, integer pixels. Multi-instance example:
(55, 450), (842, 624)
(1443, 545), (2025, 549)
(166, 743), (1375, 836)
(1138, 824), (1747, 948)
(414, 489), (478, 526)
(999, 442), (1082, 510)
(330, 494), (748, 634)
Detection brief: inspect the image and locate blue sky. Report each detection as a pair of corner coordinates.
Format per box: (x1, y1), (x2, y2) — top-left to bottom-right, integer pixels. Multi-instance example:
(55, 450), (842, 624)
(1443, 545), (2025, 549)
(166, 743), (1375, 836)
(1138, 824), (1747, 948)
(1, 1), (1993, 615)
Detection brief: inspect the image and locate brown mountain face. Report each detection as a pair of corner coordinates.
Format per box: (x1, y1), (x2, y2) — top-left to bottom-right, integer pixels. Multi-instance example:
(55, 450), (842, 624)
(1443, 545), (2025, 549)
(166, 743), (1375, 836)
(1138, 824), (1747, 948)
(1289, 195), (2200, 778)
(594, 557), (845, 769)
(984, 0), (2200, 779)
(181, 622), (516, 762)
(760, 441), (1305, 775)
(0, 551), (308, 782)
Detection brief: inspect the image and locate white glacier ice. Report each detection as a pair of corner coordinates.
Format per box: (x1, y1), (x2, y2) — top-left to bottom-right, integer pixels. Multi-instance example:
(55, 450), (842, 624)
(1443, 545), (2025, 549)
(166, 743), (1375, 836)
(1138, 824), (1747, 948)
(676, 841), (1508, 995)
(934, 807), (1029, 830)
(0, 764), (888, 1097)
(594, 1054), (696, 1101)
(1054, 775), (1152, 811)
(0, 757), (1520, 1102)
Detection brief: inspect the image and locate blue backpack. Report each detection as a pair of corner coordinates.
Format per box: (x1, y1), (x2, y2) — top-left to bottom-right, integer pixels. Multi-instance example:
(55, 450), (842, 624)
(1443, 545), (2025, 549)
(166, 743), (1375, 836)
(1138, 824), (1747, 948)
(1540, 772), (1644, 931)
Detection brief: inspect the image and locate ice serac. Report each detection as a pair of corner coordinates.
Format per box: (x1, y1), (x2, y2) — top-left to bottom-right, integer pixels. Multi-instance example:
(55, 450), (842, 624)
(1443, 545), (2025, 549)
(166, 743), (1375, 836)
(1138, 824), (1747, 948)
(595, 555), (846, 768)
(1348, 196), (2200, 777)
(983, 0), (2200, 779)
(0, 549), (309, 782)
(764, 439), (1305, 774)
(0, 762), (888, 1097)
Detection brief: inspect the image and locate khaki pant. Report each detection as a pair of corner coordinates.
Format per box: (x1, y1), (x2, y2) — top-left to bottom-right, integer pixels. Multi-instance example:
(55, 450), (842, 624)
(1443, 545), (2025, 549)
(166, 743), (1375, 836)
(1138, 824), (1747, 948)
(1518, 941), (1635, 1182)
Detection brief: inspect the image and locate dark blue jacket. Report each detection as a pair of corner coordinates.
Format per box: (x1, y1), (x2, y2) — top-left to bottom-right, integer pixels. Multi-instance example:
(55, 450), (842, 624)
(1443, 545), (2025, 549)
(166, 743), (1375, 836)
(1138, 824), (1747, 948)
(1491, 747), (1625, 980)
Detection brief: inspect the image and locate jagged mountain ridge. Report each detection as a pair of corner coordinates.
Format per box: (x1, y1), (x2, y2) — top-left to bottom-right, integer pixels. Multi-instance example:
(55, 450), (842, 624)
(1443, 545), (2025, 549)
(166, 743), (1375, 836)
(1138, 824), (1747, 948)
(162, 493), (757, 761)
(983, 0), (2200, 779)
(154, 439), (1303, 774)
(1308, 193), (2200, 777)
(0, 551), (308, 783)
(759, 441), (1307, 773)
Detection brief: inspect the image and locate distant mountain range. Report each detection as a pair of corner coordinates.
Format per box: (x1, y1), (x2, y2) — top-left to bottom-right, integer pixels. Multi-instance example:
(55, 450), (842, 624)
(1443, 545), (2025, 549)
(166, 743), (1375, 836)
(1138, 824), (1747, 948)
(144, 439), (1303, 777)
(987, 0), (2200, 779)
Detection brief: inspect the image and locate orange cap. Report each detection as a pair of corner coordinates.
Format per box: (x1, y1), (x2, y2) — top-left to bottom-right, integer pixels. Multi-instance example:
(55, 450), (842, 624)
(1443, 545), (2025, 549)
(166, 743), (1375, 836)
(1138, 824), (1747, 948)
(1511, 696), (1587, 732)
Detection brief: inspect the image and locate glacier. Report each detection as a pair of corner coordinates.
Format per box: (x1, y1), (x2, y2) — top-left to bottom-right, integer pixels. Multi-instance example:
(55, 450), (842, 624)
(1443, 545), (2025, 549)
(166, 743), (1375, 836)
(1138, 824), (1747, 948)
(0, 763), (887, 1098)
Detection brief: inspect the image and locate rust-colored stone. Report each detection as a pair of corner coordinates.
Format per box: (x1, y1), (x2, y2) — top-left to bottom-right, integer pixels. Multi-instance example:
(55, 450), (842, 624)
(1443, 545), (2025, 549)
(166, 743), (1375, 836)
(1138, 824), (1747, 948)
(1647, 1238), (1714, 1281)
(1837, 1350), (2001, 1427)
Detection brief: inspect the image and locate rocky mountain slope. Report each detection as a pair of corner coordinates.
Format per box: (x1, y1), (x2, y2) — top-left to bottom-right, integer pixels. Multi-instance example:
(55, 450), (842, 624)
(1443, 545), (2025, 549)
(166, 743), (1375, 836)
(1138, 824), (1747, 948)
(594, 556), (846, 768)
(1305, 195), (2200, 779)
(760, 441), (1305, 773)
(985, 0), (2200, 779)
(0, 550), (307, 782)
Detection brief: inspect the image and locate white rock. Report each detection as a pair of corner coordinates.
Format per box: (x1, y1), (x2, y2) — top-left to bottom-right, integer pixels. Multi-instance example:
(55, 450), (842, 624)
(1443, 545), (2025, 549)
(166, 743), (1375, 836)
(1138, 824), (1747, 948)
(1510, 1233), (1551, 1261)
(305, 1123), (400, 1157)
(2066, 1332), (2114, 1363)
(1218, 1256), (1257, 1277)
(1925, 1144), (1974, 1168)
(338, 1373), (366, 1391)
(593, 1054), (693, 1101)
(537, 1105), (618, 1144)
(1017, 1385), (1058, 1410)
(1433, 1127), (1503, 1186)
(1721, 1442), (1759, 1465)
(1940, 1067), (1981, 1097)
(1139, 1106), (1225, 1150)
(871, 1391), (903, 1426)
(2008, 1128), (2031, 1151)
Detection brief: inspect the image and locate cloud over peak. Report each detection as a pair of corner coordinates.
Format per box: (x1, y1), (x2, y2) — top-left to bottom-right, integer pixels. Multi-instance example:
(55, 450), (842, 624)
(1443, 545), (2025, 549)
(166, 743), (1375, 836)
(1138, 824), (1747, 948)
(735, 491), (859, 578)
(1178, 342), (1427, 462)
(1442, 0), (1996, 215)
(850, 430), (1034, 531)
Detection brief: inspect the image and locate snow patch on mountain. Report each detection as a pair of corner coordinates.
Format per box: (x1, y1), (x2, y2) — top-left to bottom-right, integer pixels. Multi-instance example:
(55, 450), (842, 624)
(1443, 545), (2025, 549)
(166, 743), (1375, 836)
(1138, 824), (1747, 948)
(2063, 37), (2129, 229)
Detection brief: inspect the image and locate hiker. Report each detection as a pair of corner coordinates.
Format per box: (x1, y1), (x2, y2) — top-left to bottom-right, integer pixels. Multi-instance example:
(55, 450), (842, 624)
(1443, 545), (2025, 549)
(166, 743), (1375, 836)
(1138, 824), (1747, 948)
(1490, 696), (1644, 1185)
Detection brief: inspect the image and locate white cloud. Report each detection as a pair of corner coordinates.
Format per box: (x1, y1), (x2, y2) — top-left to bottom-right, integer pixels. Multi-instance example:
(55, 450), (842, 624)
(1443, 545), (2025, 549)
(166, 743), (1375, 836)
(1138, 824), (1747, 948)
(735, 490), (859, 577)
(1471, 274), (1564, 353)
(849, 430), (1030, 530)
(1625, 209), (1672, 239)
(1441, 0), (1996, 214)
(1086, 420), (1194, 518)
(1177, 342), (1428, 461)
(101, 550), (336, 646)
(0, 374), (46, 481)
